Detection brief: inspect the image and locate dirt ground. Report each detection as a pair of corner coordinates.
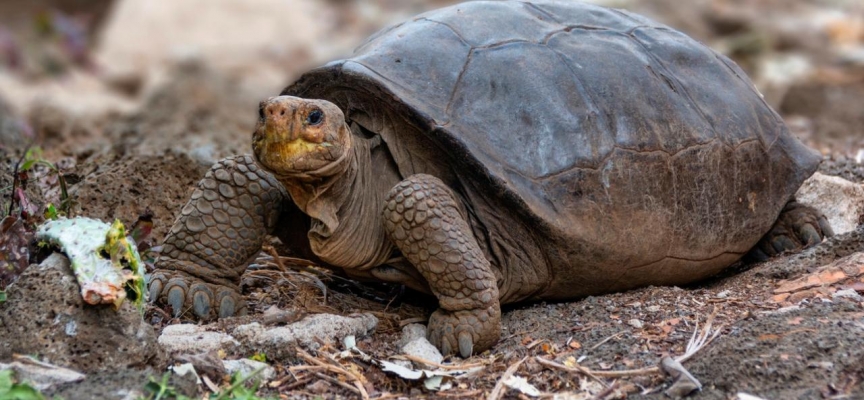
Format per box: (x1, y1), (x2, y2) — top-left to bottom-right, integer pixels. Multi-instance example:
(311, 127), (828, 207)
(2, 0), (864, 399)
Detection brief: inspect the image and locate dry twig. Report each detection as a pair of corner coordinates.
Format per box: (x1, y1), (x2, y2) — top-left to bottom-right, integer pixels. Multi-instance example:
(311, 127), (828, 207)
(538, 309), (724, 379)
(488, 356), (527, 400)
(393, 354), (490, 370)
(296, 348), (370, 400)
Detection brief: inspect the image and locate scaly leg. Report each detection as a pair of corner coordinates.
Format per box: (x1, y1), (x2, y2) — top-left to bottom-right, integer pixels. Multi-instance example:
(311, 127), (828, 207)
(747, 200), (834, 262)
(148, 155), (286, 319)
(383, 174), (501, 357)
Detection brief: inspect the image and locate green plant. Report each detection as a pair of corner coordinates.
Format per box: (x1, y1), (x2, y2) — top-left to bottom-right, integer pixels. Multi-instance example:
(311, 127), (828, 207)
(141, 368), (274, 400)
(209, 369), (274, 400)
(19, 146), (70, 216)
(248, 353), (267, 363)
(141, 373), (192, 400)
(0, 369), (46, 400)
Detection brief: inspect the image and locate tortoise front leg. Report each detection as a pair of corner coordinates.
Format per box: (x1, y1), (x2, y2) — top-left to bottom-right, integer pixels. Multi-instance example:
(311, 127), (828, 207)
(383, 174), (501, 357)
(148, 155), (286, 319)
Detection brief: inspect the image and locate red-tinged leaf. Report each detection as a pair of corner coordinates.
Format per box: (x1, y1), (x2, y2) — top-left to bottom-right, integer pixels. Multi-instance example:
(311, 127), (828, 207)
(0, 216), (32, 289)
(130, 210), (154, 252)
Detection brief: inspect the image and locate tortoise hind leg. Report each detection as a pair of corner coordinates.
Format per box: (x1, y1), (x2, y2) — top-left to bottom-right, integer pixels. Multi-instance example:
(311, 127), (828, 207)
(747, 200), (834, 262)
(383, 174), (501, 357)
(148, 155), (287, 319)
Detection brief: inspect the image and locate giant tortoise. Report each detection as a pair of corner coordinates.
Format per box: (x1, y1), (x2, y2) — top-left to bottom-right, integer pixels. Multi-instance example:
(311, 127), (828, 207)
(148, 0), (832, 357)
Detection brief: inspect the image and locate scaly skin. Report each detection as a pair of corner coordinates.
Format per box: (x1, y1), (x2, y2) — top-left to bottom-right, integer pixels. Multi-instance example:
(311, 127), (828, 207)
(382, 174), (501, 357)
(148, 155), (286, 319)
(748, 201), (834, 262)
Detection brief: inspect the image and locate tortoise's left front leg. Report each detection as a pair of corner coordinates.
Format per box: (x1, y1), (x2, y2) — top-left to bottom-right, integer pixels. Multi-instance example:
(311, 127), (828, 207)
(383, 174), (501, 357)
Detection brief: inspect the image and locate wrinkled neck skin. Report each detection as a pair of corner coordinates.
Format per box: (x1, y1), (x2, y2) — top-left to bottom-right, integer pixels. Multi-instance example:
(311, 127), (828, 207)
(272, 129), (394, 269)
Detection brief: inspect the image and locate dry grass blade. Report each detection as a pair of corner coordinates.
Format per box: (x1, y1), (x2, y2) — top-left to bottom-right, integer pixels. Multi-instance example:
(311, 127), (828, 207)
(534, 356), (610, 385)
(590, 331), (625, 351)
(677, 308), (722, 363)
(296, 348), (370, 400)
(538, 309), (724, 379)
(313, 371), (362, 396)
(395, 354), (490, 370)
(488, 356), (527, 400)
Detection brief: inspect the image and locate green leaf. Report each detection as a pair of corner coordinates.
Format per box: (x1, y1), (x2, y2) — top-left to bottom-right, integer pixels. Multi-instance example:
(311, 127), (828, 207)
(19, 159), (37, 172)
(0, 370), (47, 400)
(43, 204), (58, 220)
(0, 370), (13, 393)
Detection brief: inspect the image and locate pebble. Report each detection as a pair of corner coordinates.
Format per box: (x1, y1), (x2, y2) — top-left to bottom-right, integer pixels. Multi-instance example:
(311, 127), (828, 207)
(628, 319), (644, 329)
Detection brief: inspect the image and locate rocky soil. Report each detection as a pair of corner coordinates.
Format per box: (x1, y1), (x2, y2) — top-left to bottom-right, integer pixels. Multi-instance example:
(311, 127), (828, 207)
(1, 0), (863, 399)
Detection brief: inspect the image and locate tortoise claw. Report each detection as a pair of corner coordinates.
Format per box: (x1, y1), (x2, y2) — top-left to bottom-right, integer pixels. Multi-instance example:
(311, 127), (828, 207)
(190, 284), (214, 319)
(797, 223), (822, 247)
(217, 290), (242, 318)
(746, 201), (834, 262)
(148, 269), (245, 320)
(427, 307), (499, 358)
(771, 235), (798, 254)
(458, 331), (474, 359)
(167, 285), (186, 317)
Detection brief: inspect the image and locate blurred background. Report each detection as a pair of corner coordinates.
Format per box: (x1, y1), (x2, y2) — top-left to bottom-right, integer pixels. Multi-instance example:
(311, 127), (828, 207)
(1, 0), (862, 152)
(0, 0), (862, 240)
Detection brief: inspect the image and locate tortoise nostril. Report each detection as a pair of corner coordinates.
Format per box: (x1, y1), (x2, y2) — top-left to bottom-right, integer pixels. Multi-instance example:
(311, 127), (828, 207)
(280, 109), (285, 116)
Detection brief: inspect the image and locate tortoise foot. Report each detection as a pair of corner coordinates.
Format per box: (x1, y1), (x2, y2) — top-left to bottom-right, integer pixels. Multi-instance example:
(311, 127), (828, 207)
(148, 269), (246, 320)
(748, 201), (834, 262)
(427, 305), (501, 358)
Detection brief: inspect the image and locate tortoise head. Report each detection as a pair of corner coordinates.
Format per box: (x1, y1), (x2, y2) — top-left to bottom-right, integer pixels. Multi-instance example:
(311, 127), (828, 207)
(252, 96), (351, 176)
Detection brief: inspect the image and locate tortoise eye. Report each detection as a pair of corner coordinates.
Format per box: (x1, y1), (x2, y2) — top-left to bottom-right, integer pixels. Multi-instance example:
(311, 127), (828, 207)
(306, 109), (324, 126)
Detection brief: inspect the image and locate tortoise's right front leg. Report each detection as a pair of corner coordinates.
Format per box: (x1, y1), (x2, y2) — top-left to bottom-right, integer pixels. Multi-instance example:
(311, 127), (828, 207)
(148, 155), (286, 319)
(383, 174), (502, 357)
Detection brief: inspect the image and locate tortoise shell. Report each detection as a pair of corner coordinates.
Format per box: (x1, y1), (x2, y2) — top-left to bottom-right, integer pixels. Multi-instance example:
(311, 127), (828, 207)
(283, 1), (819, 299)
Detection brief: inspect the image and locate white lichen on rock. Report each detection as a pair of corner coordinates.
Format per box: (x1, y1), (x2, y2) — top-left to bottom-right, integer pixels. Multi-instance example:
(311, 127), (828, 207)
(36, 217), (145, 310)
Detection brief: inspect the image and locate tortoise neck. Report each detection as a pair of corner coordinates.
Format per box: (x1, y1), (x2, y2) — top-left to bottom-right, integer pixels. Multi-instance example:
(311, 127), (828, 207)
(278, 129), (395, 268)
(277, 126), (358, 234)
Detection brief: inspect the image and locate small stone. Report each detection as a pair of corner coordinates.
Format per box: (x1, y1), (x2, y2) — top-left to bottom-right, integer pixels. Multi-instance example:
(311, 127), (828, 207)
(223, 359), (275, 381)
(158, 324), (240, 355)
(832, 289), (862, 301)
(398, 324), (443, 368)
(628, 319), (644, 329)
(716, 290), (731, 299)
(795, 172), (864, 235)
(647, 305), (661, 312)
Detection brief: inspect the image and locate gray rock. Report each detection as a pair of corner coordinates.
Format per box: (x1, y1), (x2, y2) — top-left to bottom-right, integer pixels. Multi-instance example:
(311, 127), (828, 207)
(398, 324), (443, 367)
(796, 172), (864, 235)
(0, 361), (85, 391)
(232, 313), (378, 360)
(223, 359), (275, 381)
(832, 289), (863, 301)
(158, 313), (378, 361)
(157, 324), (240, 355)
(0, 253), (164, 373)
